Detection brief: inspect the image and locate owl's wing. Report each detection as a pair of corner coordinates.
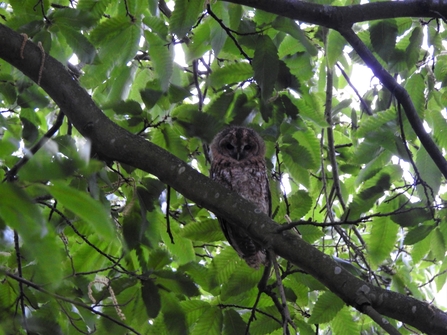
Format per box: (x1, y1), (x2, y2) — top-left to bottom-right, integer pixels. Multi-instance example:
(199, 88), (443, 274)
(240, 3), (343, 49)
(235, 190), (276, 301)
(218, 217), (267, 269)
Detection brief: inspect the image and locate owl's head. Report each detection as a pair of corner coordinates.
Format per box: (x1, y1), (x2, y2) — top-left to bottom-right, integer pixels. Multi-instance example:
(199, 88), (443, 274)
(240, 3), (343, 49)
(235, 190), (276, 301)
(210, 126), (266, 162)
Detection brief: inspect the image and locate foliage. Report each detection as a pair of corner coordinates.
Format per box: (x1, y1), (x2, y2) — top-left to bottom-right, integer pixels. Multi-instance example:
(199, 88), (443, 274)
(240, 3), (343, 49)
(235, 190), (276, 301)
(0, 0), (447, 334)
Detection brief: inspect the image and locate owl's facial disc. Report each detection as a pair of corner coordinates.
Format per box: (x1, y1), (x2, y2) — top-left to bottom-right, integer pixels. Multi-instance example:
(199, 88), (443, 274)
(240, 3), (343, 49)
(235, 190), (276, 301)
(221, 139), (256, 161)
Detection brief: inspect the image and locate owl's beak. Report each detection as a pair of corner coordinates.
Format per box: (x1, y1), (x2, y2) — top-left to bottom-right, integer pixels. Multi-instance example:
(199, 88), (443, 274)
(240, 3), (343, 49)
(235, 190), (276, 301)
(236, 152), (240, 161)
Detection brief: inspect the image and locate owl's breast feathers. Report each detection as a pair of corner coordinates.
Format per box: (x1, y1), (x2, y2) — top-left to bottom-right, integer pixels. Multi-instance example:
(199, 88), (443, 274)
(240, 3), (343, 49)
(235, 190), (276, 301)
(210, 157), (270, 269)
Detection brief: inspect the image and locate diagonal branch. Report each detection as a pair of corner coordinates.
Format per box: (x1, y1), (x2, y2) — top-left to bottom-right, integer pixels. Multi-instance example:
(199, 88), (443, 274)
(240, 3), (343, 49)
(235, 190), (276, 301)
(338, 27), (447, 180)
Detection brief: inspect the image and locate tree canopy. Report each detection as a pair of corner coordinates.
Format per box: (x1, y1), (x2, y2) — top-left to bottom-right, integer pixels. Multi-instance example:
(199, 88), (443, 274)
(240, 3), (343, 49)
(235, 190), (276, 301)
(1, 0), (447, 334)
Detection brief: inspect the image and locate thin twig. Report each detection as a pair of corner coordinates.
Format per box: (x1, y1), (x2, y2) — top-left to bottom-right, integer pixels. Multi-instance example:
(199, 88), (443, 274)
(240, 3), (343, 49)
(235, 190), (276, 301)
(166, 185), (175, 244)
(2, 271), (141, 335)
(3, 112), (65, 182)
(207, 4), (252, 62)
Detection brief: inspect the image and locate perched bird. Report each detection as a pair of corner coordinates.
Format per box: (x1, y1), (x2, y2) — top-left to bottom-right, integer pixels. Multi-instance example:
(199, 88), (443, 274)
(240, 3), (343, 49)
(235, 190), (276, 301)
(209, 126), (271, 269)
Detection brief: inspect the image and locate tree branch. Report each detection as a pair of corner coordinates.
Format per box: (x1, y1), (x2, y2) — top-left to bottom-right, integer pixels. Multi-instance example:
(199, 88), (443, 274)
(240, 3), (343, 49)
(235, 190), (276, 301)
(1, 18), (446, 335)
(223, 0), (447, 28)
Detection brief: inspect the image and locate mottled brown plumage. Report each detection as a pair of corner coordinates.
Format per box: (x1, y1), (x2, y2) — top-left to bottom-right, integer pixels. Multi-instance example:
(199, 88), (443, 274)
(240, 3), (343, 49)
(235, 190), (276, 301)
(210, 126), (271, 269)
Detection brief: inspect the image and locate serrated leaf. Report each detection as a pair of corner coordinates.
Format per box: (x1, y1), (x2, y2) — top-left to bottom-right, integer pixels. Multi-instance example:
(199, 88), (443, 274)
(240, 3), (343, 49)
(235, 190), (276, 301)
(59, 26), (97, 64)
(369, 19), (397, 62)
(151, 125), (188, 161)
(415, 147), (442, 202)
(331, 306), (359, 335)
(161, 291), (188, 335)
(406, 26), (423, 69)
(220, 264), (263, 300)
(145, 31), (173, 92)
(155, 270), (200, 297)
(77, 0), (112, 20)
(47, 181), (115, 239)
(343, 166), (400, 221)
(282, 142), (315, 170)
(143, 16), (169, 39)
(170, 0), (206, 39)
(208, 62), (253, 88)
(368, 204), (399, 266)
(411, 235), (431, 263)
(356, 108), (396, 138)
(179, 300), (210, 329)
(90, 17), (140, 66)
(191, 306), (223, 335)
(297, 225), (324, 244)
(252, 35), (279, 100)
(141, 279), (161, 318)
(113, 99), (143, 116)
(405, 73), (426, 115)
(430, 227), (446, 261)
(307, 291), (344, 324)
(391, 203), (431, 227)
(222, 309), (246, 335)
(210, 247), (241, 286)
(404, 224), (435, 245)
(181, 219), (225, 242)
(289, 190), (312, 220)
(294, 128), (320, 170)
(51, 8), (97, 29)
(289, 94), (327, 127)
(160, 228), (195, 265)
(272, 16), (317, 56)
(327, 30), (345, 68)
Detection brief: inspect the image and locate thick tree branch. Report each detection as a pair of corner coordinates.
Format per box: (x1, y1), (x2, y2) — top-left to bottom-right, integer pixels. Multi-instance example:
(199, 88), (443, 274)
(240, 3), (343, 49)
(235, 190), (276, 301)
(224, 0), (447, 28)
(1, 23), (446, 334)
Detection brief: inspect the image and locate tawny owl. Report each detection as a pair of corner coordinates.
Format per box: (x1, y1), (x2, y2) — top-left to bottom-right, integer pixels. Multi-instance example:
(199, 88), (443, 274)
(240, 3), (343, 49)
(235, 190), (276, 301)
(210, 126), (271, 269)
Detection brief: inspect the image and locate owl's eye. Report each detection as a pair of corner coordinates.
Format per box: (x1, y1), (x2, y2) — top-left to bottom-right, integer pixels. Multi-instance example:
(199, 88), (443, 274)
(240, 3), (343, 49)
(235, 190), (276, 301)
(226, 143), (234, 150)
(244, 144), (252, 151)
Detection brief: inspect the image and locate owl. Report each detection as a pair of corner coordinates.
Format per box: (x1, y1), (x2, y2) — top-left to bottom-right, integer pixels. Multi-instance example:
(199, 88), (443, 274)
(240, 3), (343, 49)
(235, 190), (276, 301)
(210, 126), (271, 269)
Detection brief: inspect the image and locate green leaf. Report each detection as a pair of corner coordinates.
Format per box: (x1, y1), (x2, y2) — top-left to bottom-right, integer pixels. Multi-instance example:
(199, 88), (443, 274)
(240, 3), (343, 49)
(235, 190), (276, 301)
(294, 128), (320, 170)
(145, 31), (173, 92)
(307, 291), (344, 324)
(332, 306), (359, 335)
(405, 73), (426, 115)
(430, 227), (446, 261)
(327, 30), (346, 68)
(220, 264), (263, 300)
(59, 26), (97, 64)
(289, 190), (312, 220)
(208, 62), (253, 89)
(281, 142), (315, 170)
(369, 19), (398, 62)
(191, 306), (223, 335)
(51, 8), (97, 29)
(356, 108), (396, 138)
(272, 16), (317, 56)
(222, 309), (247, 335)
(343, 167), (397, 221)
(47, 181), (115, 240)
(77, 0), (112, 20)
(113, 99), (143, 116)
(181, 219), (225, 242)
(181, 300), (210, 327)
(0, 183), (45, 240)
(161, 291), (188, 335)
(415, 147), (442, 202)
(404, 224), (435, 245)
(141, 279), (161, 318)
(170, 0), (206, 39)
(368, 203), (399, 267)
(406, 26), (423, 69)
(155, 270), (200, 297)
(252, 35), (279, 100)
